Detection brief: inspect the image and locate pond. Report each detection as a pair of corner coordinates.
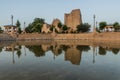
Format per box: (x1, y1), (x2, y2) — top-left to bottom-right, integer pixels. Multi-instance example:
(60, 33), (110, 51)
(0, 41), (120, 80)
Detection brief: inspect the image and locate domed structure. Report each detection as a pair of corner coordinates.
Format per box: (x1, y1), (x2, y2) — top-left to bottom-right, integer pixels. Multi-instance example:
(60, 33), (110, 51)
(52, 18), (61, 32)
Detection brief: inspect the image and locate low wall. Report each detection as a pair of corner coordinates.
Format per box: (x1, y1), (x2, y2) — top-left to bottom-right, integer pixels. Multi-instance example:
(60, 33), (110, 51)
(17, 33), (53, 40)
(94, 32), (120, 42)
(0, 33), (16, 41)
(54, 33), (93, 40)
(3, 32), (119, 42)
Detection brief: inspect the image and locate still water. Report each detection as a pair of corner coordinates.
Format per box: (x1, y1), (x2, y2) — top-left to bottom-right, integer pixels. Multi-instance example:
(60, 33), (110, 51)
(0, 41), (120, 80)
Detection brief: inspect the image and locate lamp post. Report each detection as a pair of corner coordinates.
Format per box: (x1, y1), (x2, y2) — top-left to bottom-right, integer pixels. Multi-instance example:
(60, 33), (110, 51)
(23, 22), (26, 33)
(24, 22), (26, 29)
(11, 15), (13, 26)
(93, 14), (96, 32)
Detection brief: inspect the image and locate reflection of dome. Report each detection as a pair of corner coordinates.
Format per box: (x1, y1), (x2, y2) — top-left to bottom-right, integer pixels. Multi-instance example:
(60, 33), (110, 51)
(41, 45), (50, 52)
(65, 46), (82, 65)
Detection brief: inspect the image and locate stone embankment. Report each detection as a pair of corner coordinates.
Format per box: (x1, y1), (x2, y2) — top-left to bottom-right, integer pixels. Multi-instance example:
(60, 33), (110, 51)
(0, 33), (16, 41)
(17, 33), (53, 40)
(0, 32), (120, 43)
(17, 32), (120, 43)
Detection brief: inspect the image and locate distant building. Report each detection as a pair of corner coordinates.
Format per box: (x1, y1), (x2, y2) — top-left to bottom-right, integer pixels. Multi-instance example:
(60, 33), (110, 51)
(104, 26), (114, 32)
(52, 18), (61, 33)
(64, 9), (82, 32)
(4, 25), (18, 34)
(41, 23), (51, 33)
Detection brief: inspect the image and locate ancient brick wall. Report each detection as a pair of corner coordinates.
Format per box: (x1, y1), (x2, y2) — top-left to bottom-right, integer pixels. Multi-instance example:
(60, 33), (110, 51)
(64, 9), (82, 31)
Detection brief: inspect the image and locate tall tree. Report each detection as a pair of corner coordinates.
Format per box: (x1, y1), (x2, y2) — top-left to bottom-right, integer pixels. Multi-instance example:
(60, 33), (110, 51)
(0, 26), (3, 33)
(62, 25), (68, 33)
(25, 18), (45, 33)
(16, 20), (22, 34)
(77, 23), (91, 33)
(113, 22), (120, 32)
(99, 21), (107, 32)
(58, 22), (63, 29)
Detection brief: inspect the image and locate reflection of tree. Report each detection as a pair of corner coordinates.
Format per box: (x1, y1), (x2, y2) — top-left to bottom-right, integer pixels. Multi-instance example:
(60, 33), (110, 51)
(61, 45), (70, 52)
(99, 47), (106, 55)
(112, 48), (119, 55)
(0, 47), (3, 53)
(16, 46), (22, 58)
(26, 45), (45, 57)
(77, 45), (90, 52)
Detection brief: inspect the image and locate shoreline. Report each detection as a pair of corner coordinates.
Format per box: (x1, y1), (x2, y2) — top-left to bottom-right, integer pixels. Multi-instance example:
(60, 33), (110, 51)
(0, 32), (120, 42)
(0, 40), (120, 49)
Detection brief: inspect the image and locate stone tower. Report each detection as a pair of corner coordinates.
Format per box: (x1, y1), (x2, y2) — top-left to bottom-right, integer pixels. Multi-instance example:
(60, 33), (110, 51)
(64, 9), (82, 32)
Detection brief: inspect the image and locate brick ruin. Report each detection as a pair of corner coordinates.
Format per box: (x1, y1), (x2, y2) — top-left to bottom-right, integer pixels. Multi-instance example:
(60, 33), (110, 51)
(64, 9), (82, 32)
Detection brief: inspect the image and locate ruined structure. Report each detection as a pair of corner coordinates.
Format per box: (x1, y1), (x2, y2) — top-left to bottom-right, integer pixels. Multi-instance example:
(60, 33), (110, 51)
(41, 23), (51, 33)
(64, 9), (82, 32)
(52, 18), (61, 32)
(65, 46), (81, 65)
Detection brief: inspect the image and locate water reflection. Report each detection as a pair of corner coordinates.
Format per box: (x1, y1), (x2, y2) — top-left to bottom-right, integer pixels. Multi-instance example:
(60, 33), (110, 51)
(26, 45), (45, 57)
(0, 41), (120, 80)
(1, 41), (120, 65)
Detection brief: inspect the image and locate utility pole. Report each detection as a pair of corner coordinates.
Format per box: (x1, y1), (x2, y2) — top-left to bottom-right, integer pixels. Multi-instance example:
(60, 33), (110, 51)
(11, 15), (13, 26)
(24, 22), (26, 29)
(93, 14), (96, 32)
(23, 22), (26, 33)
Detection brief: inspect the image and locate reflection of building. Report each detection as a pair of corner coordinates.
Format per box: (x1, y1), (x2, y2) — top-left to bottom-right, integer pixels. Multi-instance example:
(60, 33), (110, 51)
(64, 9), (82, 32)
(65, 46), (82, 65)
(4, 25), (18, 38)
(52, 45), (61, 56)
(4, 45), (19, 64)
(41, 44), (50, 52)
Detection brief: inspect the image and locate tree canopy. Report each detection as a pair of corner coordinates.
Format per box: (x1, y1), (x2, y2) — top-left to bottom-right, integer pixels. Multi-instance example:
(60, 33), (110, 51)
(76, 23), (91, 33)
(113, 22), (120, 32)
(0, 27), (3, 33)
(16, 20), (22, 34)
(25, 18), (45, 33)
(99, 22), (107, 31)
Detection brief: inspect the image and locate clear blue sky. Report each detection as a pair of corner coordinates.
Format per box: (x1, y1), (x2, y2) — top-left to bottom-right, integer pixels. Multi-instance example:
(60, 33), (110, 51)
(0, 0), (120, 29)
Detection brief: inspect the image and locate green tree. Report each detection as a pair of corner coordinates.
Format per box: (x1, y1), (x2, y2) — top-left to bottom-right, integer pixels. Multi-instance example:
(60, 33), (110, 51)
(25, 23), (33, 33)
(112, 48), (119, 54)
(62, 25), (68, 33)
(50, 25), (54, 32)
(77, 23), (91, 33)
(0, 27), (3, 33)
(99, 22), (107, 32)
(25, 18), (45, 33)
(58, 22), (63, 29)
(16, 20), (22, 34)
(113, 22), (120, 32)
